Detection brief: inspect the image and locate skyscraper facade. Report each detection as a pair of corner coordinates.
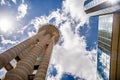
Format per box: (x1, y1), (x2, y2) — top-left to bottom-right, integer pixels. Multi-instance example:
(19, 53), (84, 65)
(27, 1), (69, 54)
(0, 24), (60, 80)
(84, 0), (120, 80)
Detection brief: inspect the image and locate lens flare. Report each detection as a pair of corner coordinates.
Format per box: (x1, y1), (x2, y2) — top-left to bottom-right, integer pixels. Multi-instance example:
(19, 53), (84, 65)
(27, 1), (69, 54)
(0, 17), (13, 32)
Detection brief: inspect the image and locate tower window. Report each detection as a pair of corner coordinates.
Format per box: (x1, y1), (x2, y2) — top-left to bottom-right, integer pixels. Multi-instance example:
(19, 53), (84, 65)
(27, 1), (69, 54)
(15, 56), (21, 62)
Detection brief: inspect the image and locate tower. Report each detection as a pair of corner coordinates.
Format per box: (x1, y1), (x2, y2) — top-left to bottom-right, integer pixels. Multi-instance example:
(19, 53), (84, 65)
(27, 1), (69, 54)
(0, 24), (60, 80)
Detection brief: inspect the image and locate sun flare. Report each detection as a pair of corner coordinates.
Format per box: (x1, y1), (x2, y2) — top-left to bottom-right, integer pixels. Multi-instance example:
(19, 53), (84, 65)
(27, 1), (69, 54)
(0, 17), (13, 32)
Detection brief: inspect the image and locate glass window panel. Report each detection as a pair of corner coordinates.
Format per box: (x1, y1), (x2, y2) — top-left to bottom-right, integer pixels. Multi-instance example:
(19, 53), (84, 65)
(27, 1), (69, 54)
(97, 14), (113, 80)
(10, 59), (17, 68)
(32, 70), (37, 74)
(0, 67), (7, 79)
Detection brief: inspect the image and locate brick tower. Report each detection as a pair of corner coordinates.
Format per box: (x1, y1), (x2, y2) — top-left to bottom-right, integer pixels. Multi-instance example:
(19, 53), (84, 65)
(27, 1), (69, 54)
(0, 24), (60, 80)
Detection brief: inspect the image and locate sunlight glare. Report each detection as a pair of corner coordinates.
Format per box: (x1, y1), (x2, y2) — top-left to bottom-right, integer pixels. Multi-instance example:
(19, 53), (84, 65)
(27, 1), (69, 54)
(0, 18), (13, 32)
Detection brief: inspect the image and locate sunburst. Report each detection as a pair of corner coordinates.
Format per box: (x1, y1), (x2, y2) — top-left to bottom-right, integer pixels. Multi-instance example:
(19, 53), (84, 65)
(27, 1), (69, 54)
(0, 17), (13, 32)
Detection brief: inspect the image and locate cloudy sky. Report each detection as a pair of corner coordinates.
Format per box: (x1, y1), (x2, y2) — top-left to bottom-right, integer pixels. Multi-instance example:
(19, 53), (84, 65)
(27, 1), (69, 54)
(0, 0), (98, 80)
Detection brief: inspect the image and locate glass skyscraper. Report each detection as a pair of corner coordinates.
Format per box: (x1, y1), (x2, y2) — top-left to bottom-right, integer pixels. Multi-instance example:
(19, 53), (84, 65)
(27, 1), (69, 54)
(84, 0), (120, 80)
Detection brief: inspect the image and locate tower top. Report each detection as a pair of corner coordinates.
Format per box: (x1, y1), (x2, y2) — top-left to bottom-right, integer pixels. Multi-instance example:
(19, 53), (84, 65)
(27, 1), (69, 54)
(38, 24), (60, 44)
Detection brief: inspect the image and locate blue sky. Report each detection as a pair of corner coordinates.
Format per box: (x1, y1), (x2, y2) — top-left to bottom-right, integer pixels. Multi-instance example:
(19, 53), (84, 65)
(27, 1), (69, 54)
(0, 0), (98, 80)
(79, 16), (98, 51)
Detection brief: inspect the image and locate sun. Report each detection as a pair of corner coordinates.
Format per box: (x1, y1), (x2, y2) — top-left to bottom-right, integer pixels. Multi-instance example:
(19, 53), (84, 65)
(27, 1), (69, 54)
(0, 17), (13, 32)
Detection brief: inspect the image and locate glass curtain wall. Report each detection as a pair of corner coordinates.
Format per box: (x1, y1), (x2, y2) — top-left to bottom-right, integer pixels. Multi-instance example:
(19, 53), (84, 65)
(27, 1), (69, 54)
(97, 14), (113, 80)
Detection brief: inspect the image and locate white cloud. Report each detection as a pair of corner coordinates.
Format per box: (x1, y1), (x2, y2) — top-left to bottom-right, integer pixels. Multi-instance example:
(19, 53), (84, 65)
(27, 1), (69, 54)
(12, 0), (17, 4)
(49, 23), (97, 79)
(31, 16), (50, 30)
(0, 0), (24, 5)
(97, 73), (104, 80)
(1, 39), (18, 45)
(21, 0), (24, 3)
(30, 9), (66, 30)
(99, 51), (110, 79)
(28, 31), (36, 37)
(0, 0), (5, 5)
(16, 3), (28, 20)
(1, 35), (19, 45)
(0, 0), (17, 5)
(0, 47), (4, 53)
(63, 0), (88, 27)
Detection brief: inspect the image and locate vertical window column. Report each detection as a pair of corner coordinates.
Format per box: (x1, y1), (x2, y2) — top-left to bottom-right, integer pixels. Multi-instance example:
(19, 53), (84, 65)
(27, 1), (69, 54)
(34, 37), (54, 80)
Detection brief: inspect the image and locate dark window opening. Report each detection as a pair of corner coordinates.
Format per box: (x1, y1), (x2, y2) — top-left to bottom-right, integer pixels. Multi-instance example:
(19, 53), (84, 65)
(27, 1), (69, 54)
(28, 74), (35, 80)
(15, 56), (21, 62)
(34, 65), (39, 70)
(4, 63), (13, 71)
(46, 44), (49, 47)
(36, 39), (39, 42)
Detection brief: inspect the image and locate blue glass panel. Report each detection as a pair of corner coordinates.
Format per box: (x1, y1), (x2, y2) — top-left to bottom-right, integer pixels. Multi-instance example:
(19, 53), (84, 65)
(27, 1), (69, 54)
(84, 0), (93, 6)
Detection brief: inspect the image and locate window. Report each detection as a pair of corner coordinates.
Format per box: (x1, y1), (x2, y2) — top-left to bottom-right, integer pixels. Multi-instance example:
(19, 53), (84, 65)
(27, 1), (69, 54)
(97, 14), (113, 80)
(0, 67), (7, 79)
(10, 59), (17, 68)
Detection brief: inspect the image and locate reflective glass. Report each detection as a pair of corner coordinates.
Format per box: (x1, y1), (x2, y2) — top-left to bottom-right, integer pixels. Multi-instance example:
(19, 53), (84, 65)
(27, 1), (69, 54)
(10, 59), (17, 68)
(0, 67), (7, 79)
(97, 14), (113, 80)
